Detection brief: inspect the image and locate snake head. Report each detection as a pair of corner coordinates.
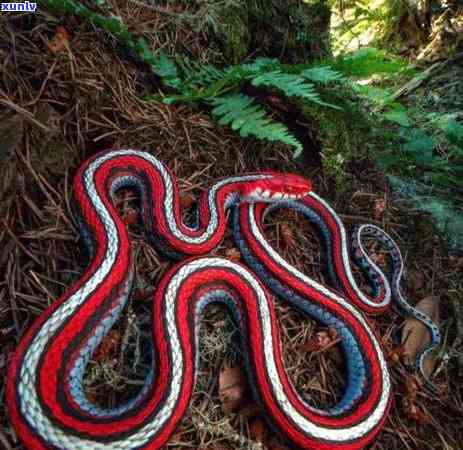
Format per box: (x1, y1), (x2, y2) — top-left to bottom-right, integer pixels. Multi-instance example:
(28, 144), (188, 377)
(241, 173), (312, 203)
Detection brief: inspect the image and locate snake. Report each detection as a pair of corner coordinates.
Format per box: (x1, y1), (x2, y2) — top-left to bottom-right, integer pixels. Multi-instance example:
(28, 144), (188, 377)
(6, 149), (440, 450)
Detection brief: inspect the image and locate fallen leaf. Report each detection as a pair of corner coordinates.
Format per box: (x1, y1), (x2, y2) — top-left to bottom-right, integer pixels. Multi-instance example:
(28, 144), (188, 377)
(401, 375), (430, 424)
(219, 366), (248, 414)
(401, 296), (440, 377)
(48, 26), (70, 54)
(249, 417), (267, 442)
(370, 251), (387, 267)
(449, 256), (463, 269)
(180, 193), (195, 209)
(202, 447), (233, 450)
(94, 330), (120, 362)
(123, 210), (139, 225)
(267, 438), (290, 450)
(225, 247), (241, 262)
(387, 344), (406, 365)
(132, 289), (151, 302)
(301, 328), (338, 352)
(402, 399), (430, 425)
(373, 199), (386, 220)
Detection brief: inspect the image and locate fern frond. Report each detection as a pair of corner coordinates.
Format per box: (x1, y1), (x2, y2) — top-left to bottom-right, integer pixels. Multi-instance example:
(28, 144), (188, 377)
(250, 71), (340, 109)
(179, 58), (227, 87)
(332, 47), (415, 78)
(301, 66), (345, 84)
(238, 57), (280, 73)
(210, 94), (303, 156)
(137, 38), (181, 89)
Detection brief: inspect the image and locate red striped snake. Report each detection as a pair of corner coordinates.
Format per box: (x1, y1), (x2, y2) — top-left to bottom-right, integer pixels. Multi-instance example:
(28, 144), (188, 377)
(7, 149), (440, 450)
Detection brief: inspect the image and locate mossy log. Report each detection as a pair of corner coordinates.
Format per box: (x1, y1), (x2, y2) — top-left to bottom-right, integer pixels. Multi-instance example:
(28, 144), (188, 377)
(197, 0), (332, 64)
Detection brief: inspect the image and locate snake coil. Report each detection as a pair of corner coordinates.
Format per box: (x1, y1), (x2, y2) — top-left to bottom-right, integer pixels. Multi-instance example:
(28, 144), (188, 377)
(7, 149), (440, 450)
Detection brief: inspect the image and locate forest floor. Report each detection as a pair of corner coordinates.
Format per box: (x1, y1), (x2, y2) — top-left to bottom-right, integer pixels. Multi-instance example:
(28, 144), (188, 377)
(1, 5), (462, 450)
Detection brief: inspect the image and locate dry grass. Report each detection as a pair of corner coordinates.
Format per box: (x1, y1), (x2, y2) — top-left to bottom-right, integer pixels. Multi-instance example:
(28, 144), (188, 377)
(0, 3), (462, 450)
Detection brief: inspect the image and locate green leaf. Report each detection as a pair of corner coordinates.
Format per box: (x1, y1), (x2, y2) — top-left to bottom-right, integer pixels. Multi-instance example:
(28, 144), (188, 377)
(210, 94), (302, 156)
(301, 66), (344, 84)
(352, 84), (394, 106)
(382, 108), (411, 127)
(376, 151), (402, 169)
(402, 131), (435, 153)
(332, 47), (416, 78)
(251, 71), (341, 109)
(442, 119), (463, 146)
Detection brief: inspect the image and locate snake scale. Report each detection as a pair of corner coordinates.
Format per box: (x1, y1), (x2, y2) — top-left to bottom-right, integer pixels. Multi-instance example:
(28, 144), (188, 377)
(7, 149), (440, 450)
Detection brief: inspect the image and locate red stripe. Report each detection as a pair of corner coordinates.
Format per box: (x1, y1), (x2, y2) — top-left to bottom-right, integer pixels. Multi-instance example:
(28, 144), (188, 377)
(7, 149), (391, 450)
(239, 205), (387, 428)
(301, 196), (388, 314)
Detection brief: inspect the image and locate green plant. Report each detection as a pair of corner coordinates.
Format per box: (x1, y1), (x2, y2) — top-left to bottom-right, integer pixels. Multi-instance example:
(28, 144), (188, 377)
(43, 0), (463, 251)
(46, 0), (348, 156)
(331, 0), (409, 53)
(372, 104), (463, 252)
(210, 94), (303, 154)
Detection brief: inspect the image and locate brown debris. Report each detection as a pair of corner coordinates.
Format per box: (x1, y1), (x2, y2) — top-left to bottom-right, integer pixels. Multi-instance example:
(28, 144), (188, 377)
(219, 366), (249, 415)
(401, 296), (440, 378)
(47, 26), (71, 55)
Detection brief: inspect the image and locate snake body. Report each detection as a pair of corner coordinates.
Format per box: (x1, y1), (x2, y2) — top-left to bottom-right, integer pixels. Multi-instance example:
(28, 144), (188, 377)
(7, 149), (440, 450)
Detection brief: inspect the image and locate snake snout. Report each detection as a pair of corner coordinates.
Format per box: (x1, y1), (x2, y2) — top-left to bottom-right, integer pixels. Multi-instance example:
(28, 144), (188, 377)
(243, 173), (312, 203)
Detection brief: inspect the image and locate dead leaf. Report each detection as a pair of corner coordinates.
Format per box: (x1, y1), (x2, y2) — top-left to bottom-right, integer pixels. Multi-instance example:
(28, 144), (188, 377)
(249, 417), (267, 442)
(219, 366), (248, 414)
(202, 447), (233, 450)
(301, 328), (338, 352)
(180, 193), (195, 209)
(48, 26), (70, 54)
(123, 209), (139, 226)
(225, 247), (241, 262)
(449, 256), (463, 269)
(401, 296), (440, 377)
(403, 399), (430, 425)
(94, 330), (120, 362)
(387, 344), (406, 365)
(370, 251), (387, 267)
(267, 438), (290, 450)
(132, 289), (151, 302)
(373, 199), (386, 220)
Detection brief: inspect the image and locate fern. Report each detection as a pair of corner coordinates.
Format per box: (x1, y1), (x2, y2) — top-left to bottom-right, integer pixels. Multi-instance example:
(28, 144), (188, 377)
(43, 0), (345, 156)
(250, 71), (340, 109)
(389, 175), (463, 253)
(331, 47), (415, 78)
(210, 94), (303, 156)
(301, 66), (345, 84)
(137, 39), (182, 89)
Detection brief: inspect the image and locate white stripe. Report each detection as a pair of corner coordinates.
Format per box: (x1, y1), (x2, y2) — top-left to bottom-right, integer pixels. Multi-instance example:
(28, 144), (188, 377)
(89, 149), (270, 245)
(309, 193), (391, 308)
(248, 205), (391, 441)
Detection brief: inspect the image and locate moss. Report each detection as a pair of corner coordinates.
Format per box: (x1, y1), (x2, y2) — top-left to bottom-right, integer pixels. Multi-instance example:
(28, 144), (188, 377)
(299, 85), (372, 189)
(188, 0), (331, 65)
(216, 5), (250, 64)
